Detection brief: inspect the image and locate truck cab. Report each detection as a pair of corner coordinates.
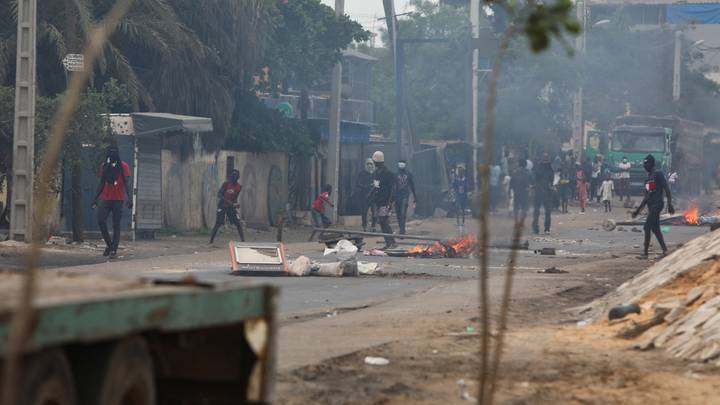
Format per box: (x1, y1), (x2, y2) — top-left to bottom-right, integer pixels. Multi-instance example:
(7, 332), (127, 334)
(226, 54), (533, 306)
(608, 125), (671, 193)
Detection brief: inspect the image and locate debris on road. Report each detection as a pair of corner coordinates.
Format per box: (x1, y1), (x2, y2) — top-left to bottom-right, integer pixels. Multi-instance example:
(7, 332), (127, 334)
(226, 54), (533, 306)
(357, 261), (380, 275)
(312, 260), (358, 277)
(537, 266), (567, 274)
(364, 356), (390, 366)
(323, 239), (358, 260)
(229, 241), (288, 275)
(288, 255), (312, 276)
(363, 248), (388, 257)
(603, 218), (617, 231)
(534, 247), (556, 255)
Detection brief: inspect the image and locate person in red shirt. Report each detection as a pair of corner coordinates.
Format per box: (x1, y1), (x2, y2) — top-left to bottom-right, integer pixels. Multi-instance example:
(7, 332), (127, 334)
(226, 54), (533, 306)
(91, 147), (132, 258)
(311, 184), (333, 228)
(209, 169), (245, 244)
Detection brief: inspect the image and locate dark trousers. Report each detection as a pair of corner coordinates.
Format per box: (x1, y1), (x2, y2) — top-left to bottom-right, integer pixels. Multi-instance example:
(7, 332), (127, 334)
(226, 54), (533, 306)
(395, 195), (409, 234)
(210, 206), (244, 243)
(456, 196), (467, 225)
(590, 178), (599, 202)
(98, 200), (123, 251)
(644, 206), (667, 253)
(514, 197), (528, 223)
(378, 214), (395, 246)
(532, 193), (552, 233)
(360, 198), (377, 230)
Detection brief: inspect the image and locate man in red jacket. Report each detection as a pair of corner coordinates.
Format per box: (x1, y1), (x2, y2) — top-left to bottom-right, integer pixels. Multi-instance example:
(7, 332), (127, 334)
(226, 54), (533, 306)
(91, 147), (132, 259)
(210, 169), (245, 244)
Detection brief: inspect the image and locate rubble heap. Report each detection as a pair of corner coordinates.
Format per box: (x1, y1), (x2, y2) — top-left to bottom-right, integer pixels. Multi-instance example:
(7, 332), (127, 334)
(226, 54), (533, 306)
(580, 229), (720, 364)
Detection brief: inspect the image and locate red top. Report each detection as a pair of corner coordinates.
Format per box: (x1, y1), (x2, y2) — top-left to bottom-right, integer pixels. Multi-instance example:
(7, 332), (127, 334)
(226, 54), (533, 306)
(99, 161), (131, 201)
(312, 191), (330, 213)
(220, 181), (242, 208)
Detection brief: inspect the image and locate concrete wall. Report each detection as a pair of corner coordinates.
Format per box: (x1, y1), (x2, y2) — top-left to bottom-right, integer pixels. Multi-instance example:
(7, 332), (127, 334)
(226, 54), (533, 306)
(162, 148), (288, 231)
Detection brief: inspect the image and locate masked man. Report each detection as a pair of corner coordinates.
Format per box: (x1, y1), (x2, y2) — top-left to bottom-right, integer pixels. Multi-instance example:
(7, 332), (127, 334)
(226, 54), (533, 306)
(209, 169), (245, 244)
(91, 147), (132, 259)
(632, 155), (674, 258)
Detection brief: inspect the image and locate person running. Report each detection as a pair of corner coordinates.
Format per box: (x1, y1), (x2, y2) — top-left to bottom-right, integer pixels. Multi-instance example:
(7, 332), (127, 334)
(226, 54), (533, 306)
(395, 160), (417, 235)
(510, 158), (532, 223)
(91, 146), (132, 259)
(600, 173), (614, 212)
(356, 158), (377, 232)
(532, 153), (554, 234)
(311, 184), (334, 229)
(209, 169), (245, 244)
(576, 162), (588, 213)
(632, 155), (674, 258)
(371, 151), (397, 249)
(453, 166), (470, 226)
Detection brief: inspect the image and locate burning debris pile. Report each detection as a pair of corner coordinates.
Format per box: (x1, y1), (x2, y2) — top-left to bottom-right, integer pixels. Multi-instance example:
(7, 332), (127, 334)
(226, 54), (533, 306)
(405, 235), (478, 258)
(683, 206), (720, 226)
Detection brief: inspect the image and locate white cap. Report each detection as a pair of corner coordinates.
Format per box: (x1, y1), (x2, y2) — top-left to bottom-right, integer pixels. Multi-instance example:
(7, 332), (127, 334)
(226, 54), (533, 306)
(372, 151), (385, 163)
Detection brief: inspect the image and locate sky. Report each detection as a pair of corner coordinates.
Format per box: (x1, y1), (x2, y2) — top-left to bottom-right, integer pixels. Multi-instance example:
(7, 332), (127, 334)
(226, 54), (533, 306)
(320, 0), (415, 40)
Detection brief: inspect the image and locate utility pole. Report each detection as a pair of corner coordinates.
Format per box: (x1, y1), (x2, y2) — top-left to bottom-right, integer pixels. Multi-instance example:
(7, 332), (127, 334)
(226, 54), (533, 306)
(327, 0), (344, 224)
(470, 0), (480, 189)
(10, 0), (37, 242)
(572, 0), (586, 161)
(673, 30), (682, 101)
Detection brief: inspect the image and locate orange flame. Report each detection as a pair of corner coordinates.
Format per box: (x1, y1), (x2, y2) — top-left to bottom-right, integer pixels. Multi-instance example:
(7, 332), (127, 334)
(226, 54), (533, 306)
(406, 235), (477, 258)
(684, 207), (700, 225)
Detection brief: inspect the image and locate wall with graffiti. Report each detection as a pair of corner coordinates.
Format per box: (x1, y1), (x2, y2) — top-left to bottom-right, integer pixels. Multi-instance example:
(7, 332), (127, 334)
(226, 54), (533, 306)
(162, 148), (287, 230)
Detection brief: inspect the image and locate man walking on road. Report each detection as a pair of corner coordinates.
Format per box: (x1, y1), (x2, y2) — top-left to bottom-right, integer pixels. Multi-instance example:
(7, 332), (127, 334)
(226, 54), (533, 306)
(532, 153), (554, 234)
(618, 157), (631, 201)
(371, 151), (396, 249)
(395, 160), (416, 235)
(510, 158), (532, 223)
(91, 147), (132, 259)
(356, 158), (377, 232)
(209, 169), (245, 244)
(632, 154), (674, 258)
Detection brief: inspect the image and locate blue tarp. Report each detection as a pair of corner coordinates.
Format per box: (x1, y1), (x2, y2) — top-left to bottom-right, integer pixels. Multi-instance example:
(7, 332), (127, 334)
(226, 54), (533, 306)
(319, 121), (370, 144)
(667, 4), (720, 24)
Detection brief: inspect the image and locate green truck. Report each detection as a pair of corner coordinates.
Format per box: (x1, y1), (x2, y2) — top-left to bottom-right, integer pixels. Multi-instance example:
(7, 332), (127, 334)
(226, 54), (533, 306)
(0, 272), (277, 405)
(586, 115), (706, 195)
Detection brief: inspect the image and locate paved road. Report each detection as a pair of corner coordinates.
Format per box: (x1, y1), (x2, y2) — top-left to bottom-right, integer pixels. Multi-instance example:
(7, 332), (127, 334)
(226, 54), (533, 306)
(32, 211), (707, 320)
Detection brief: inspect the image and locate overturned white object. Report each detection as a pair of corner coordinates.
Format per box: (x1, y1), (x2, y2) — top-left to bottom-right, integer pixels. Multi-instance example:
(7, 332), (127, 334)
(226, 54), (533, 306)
(323, 239), (358, 261)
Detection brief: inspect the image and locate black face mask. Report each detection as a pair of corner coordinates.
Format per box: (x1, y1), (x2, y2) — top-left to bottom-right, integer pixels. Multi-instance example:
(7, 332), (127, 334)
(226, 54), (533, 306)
(230, 172), (240, 183)
(107, 149), (120, 163)
(643, 161), (654, 172)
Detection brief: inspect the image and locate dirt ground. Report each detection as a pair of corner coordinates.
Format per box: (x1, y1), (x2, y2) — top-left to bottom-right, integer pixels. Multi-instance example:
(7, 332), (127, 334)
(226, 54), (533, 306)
(275, 255), (720, 405)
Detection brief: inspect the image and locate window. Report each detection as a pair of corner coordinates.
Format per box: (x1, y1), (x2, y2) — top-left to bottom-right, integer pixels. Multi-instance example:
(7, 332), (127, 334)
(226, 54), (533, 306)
(612, 131), (665, 152)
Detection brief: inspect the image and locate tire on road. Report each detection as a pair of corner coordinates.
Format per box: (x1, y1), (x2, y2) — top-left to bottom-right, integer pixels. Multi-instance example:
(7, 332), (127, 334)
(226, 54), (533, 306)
(17, 349), (76, 405)
(74, 337), (155, 405)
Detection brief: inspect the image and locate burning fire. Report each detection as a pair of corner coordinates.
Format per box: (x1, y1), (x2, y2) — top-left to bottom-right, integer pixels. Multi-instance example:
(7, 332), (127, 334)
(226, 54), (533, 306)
(407, 235), (478, 258)
(684, 207), (700, 225)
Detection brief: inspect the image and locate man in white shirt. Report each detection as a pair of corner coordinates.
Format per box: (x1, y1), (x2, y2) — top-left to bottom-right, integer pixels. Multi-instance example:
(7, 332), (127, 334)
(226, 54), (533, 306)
(618, 157), (632, 201)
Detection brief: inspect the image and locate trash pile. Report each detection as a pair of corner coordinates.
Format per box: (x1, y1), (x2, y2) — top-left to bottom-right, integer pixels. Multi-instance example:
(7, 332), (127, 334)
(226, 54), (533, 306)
(581, 229), (720, 364)
(391, 235), (478, 258)
(288, 239), (380, 277)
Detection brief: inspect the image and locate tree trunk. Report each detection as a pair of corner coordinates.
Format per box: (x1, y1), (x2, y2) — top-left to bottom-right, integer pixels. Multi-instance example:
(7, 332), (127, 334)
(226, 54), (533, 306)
(65, 0), (83, 242)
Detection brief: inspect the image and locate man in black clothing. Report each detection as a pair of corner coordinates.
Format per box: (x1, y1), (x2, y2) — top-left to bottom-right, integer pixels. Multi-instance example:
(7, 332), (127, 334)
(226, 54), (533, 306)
(209, 169), (245, 244)
(632, 154), (674, 257)
(370, 151), (396, 249)
(356, 158), (377, 232)
(91, 147), (132, 259)
(510, 158), (532, 223)
(532, 153), (554, 234)
(395, 160), (417, 235)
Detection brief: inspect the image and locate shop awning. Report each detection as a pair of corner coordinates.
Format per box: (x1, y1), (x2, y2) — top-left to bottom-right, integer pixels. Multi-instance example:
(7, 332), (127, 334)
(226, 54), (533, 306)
(131, 112), (213, 136)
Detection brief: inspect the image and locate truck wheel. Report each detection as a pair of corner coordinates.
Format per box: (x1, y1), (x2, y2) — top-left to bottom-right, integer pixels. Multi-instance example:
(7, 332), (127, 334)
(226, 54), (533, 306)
(75, 337), (155, 405)
(18, 349), (76, 405)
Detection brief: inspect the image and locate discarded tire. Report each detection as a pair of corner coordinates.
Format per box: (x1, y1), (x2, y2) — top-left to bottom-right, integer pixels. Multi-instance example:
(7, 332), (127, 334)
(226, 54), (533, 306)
(75, 337), (155, 405)
(17, 349), (76, 405)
